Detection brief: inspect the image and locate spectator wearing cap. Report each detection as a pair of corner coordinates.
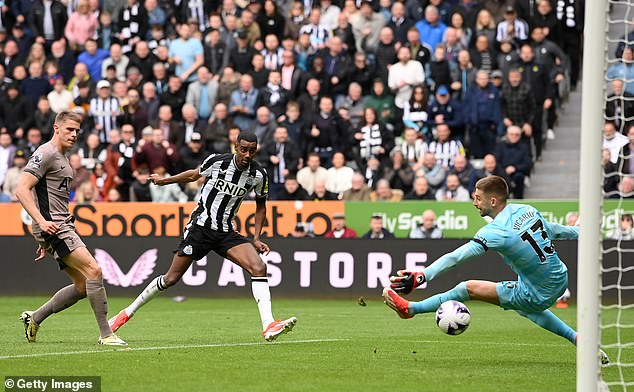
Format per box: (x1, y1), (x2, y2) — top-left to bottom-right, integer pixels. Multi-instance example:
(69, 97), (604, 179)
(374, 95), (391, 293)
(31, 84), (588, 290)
(362, 214), (395, 240)
(495, 125), (532, 199)
(0, 83), (33, 140)
(496, 6), (529, 47)
(415, 5), (447, 51)
(228, 29), (257, 75)
(409, 210), (443, 239)
(2, 149), (27, 201)
(11, 23), (34, 58)
(64, 0), (98, 50)
(47, 77), (73, 113)
(178, 132), (208, 172)
(349, 0), (385, 53)
(100, 43), (129, 81)
(28, 0), (67, 46)
(186, 66), (219, 123)
(463, 70), (503, 159)
(325, 212), (357, 238)
(490, 69), (504, 89)
(89, 80), (120, 144)
(427, 84), (465, 141)
(78, 39), (110, 81)
(365, 79), (396, 129)
(168, 22), (204, 83)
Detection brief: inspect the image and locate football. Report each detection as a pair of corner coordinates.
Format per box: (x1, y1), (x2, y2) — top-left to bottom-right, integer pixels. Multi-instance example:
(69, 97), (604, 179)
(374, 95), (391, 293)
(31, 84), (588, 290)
(435, 300), (471, 335)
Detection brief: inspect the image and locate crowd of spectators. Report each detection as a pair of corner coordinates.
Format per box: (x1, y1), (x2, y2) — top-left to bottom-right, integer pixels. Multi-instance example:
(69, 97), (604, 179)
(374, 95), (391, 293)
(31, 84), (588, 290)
(0, 0), (587, 203)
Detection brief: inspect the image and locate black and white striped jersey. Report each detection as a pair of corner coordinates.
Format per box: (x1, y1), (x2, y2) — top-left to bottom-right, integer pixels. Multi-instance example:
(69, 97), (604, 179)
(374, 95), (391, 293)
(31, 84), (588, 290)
(88, 96), (120, 144)
(187, 153), (268, 232)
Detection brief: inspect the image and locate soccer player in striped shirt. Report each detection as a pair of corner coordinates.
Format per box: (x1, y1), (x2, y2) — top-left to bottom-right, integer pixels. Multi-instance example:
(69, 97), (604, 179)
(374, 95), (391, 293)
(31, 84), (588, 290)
(383, 176), (609, 365)
(109, 132), (297, 341)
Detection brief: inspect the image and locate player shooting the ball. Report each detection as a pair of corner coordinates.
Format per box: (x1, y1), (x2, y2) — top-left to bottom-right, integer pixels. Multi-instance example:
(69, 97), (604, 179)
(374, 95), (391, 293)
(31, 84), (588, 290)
(383, 175), (609, 365)
(109, 131), (297, 342)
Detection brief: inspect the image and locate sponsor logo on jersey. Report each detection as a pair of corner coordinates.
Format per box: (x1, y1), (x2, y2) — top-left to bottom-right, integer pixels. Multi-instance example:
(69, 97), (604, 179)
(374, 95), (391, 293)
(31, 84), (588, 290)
(214, 178), (247, 197)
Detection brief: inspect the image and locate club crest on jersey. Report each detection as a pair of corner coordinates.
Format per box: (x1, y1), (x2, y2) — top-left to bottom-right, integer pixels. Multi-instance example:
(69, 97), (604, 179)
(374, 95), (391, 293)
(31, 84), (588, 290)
(183, 245), (193, 255)
(214, 178), (247, 197)
(30, 153), (43, 167)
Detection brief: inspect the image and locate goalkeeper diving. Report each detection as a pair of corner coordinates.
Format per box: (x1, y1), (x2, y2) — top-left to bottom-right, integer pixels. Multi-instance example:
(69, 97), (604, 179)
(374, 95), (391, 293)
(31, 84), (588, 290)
(384, 175), (609, 365)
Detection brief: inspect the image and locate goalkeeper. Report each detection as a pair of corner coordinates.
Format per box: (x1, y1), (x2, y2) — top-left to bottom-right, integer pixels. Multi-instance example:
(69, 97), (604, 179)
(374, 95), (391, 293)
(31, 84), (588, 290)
(384, 175), (608, 365)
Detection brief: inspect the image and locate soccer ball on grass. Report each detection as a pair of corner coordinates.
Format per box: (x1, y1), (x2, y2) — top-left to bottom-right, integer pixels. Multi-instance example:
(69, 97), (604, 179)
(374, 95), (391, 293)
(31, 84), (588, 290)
(435, 300), (471, 335)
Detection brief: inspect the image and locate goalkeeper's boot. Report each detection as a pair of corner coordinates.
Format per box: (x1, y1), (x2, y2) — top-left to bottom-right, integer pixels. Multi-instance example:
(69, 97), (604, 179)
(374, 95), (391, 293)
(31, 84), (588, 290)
(108, 309), (131, 333)
(263, 317), (297, 342)
(600, 349), (610, 367)
(20, 311), (39, 343)
(98, 333), (128, 346)
(383, 288), (413, 319)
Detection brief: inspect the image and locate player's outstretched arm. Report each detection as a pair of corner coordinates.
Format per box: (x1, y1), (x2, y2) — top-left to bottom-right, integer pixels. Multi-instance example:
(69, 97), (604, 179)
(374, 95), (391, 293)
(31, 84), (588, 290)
(544, 221), (579, 240)
(150, 169), (201, 185)
(15, 172), (59, 235)
(423, 241), (485, 282)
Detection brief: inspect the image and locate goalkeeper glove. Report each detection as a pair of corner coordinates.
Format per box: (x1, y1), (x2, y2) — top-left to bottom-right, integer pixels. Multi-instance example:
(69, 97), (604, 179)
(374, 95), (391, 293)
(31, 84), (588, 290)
(389, 270), (426, 295)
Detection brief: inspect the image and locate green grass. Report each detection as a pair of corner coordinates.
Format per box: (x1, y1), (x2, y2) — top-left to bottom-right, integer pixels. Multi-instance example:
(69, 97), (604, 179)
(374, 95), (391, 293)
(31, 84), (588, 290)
(0, 297), (631, 391)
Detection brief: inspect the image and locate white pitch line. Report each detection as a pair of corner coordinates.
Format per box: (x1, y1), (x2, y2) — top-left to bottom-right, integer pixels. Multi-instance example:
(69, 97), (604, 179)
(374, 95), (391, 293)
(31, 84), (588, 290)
(392, 339), (570, 348)
(0, 338), (348, 360)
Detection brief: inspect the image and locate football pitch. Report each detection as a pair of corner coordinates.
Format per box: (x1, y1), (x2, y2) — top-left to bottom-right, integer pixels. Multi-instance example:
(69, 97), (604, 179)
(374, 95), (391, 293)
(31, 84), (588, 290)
(0, 296), (631, 391)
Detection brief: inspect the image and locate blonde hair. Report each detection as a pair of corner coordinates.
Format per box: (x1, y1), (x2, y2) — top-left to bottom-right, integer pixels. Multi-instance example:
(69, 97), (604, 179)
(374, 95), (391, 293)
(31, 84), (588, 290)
(55, 110), (83, 125)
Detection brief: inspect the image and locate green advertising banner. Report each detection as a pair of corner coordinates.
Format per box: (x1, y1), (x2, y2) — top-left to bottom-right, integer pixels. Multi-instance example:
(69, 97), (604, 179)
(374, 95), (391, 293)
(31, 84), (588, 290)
(345, 200), (634, 239)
